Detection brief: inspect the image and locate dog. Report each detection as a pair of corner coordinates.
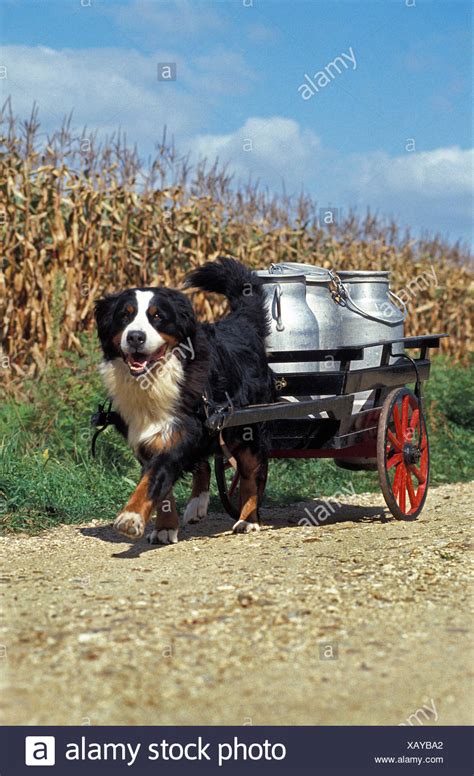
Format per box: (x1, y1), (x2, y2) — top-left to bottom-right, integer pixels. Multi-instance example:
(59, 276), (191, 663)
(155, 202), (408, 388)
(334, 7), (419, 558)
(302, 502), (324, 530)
(94, 257), (274, 544)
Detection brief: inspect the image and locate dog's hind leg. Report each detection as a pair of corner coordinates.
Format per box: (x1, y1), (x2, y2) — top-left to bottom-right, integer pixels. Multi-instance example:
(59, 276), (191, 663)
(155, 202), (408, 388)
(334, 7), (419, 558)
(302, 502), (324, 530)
(232, 448), (263, 534)
(148, 490), (179, 545)
(181, 460), (211, 526)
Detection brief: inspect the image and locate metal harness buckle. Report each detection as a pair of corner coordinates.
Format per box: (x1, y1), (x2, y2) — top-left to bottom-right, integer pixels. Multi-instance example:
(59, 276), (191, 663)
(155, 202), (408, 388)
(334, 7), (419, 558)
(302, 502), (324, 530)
(202, 391), (235, 431)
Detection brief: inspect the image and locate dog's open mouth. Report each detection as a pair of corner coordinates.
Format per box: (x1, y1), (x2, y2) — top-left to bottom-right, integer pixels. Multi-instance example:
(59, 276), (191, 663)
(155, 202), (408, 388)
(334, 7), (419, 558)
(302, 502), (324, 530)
(125, 344), (168, 376)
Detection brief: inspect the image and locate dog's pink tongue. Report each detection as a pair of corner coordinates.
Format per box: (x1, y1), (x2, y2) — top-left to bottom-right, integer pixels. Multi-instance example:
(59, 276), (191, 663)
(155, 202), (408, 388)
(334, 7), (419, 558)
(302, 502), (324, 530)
(128, 353), (147, 369)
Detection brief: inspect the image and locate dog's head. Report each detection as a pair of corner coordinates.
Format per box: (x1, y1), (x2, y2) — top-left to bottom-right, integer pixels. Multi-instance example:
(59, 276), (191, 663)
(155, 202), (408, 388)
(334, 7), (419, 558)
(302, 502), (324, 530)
(94, 288), (196, 377)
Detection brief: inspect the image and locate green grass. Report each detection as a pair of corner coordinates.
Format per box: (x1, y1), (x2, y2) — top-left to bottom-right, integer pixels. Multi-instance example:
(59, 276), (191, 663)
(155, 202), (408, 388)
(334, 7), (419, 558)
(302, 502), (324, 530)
(1, 349), (472, 533)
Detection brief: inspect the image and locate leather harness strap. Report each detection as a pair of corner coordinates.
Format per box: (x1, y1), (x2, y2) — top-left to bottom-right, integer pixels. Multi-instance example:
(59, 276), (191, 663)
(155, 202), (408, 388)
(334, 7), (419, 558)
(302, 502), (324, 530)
(91, 391), (238, 468)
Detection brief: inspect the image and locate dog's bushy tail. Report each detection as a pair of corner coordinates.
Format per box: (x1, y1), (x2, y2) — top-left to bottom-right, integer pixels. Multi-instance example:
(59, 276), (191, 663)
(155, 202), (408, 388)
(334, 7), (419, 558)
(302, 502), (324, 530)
(184, 257), (270, 339)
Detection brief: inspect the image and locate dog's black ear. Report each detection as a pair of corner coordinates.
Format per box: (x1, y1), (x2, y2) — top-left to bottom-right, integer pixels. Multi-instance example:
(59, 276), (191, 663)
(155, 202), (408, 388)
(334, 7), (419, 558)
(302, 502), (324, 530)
(94, 293), (122, 353)
(173, 293), (197, 341)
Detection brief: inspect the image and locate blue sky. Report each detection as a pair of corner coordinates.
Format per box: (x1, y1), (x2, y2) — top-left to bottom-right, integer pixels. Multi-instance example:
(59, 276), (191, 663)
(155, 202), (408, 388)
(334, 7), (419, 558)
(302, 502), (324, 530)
(1, 0), (473, 246)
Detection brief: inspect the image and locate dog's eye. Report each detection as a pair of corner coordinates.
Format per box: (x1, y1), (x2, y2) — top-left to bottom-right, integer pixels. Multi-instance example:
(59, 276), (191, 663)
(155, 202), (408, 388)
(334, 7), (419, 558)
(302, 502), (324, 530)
(151, 312), (161, 321)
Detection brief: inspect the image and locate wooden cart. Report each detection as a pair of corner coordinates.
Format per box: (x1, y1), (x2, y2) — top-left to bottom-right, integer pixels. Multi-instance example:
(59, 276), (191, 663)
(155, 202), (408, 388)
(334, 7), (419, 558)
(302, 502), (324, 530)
(210, 335), (447, 522)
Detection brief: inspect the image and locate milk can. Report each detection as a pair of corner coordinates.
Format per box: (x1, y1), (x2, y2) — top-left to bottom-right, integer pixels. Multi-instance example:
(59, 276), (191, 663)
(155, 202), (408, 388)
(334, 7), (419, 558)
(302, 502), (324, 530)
(269, 263), (343, 351)
(264, 262), (406, 367)
(258, 262), (407, 409)
(337, 270), (405, 366)
(256, 268), (321, 373)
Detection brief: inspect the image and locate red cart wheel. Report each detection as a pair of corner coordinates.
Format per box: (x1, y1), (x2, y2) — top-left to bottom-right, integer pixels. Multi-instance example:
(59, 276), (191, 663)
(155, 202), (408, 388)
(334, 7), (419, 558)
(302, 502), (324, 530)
(377, 388), (429, 520)
(214, 454), (268, 521)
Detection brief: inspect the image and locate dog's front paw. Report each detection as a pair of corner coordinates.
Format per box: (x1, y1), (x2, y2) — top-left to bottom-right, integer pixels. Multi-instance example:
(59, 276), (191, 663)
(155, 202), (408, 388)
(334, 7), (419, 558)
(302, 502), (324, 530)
(181, 491), (210, 526)
(113, 511), (145, 539)
(147, 528), (178, 545)
(232, 520), (260, 534)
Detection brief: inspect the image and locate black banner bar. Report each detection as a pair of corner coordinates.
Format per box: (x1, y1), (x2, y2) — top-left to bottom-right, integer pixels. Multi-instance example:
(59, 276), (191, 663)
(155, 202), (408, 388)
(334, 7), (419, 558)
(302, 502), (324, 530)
(1, 726), (472, 775)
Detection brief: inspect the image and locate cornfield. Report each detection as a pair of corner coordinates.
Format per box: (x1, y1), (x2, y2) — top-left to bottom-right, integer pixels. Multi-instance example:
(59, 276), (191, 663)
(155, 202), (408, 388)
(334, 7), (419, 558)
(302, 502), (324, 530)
(1, 104), (472, 391)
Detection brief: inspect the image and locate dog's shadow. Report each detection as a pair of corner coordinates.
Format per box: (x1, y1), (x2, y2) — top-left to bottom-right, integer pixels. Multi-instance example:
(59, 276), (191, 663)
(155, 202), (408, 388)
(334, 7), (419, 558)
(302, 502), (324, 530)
(79, 498), (389, 559)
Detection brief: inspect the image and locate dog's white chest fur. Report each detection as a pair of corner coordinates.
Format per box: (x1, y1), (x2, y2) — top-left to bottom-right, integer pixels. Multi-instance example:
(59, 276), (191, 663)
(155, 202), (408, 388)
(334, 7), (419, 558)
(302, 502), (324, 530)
(100, 355), (184, 451)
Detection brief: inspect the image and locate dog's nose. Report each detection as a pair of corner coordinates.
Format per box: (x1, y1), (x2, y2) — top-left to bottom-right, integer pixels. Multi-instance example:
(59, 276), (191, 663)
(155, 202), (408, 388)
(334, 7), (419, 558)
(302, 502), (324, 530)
(126, 330), (146, 348)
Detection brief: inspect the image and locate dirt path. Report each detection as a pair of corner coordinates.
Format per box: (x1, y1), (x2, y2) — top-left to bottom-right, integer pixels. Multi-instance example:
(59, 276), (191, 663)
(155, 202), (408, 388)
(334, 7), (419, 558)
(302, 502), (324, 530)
(1, 482), (473, 726)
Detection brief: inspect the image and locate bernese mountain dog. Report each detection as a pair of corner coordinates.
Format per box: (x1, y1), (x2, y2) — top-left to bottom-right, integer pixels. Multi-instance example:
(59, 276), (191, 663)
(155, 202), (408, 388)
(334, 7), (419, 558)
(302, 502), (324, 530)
(94, 257), (274, 544)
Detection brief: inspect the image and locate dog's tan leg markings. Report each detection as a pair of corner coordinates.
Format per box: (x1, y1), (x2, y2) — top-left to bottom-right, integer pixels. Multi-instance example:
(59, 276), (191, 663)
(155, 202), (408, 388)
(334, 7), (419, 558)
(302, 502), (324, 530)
(182, 460), (211, 526)
(148, 490), (179, 545)
(232, 449), (261, 534)
(240, 494), (258, 522)
(113, 470), (154, 539)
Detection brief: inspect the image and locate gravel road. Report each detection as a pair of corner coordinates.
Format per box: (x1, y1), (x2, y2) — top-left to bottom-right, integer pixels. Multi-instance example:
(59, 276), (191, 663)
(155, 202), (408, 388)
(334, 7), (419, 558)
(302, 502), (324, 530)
(1, 482), (473, 726)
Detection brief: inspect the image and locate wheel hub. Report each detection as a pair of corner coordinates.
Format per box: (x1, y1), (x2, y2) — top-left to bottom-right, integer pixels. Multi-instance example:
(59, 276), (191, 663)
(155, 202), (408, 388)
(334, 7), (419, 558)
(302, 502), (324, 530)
(402, 442), (421, 466)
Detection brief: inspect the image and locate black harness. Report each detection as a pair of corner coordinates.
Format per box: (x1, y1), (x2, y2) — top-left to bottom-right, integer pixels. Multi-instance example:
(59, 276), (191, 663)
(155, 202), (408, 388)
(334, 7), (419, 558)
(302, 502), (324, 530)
(90, 399), (119, 458)
(90, 391), (236, 459)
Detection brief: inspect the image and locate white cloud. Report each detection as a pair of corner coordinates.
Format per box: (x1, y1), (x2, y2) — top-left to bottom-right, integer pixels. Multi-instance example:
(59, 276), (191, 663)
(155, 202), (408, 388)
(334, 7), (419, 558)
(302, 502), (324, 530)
(0, 44), (258, 149)
(351, 147), (473, 198)
(191, 119), (472, 198)
(189, 118), (473, 242)
(190, 116), (322, 186)
(1, 43), (471, 244)
(340, 147), (474, 238)
(1, 45), (201, 143)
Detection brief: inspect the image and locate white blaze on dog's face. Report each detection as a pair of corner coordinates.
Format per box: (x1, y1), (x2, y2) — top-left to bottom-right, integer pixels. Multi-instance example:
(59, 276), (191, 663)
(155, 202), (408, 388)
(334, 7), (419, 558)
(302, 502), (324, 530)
(95, 286), (197, 379)
(120, 291), (167, 376)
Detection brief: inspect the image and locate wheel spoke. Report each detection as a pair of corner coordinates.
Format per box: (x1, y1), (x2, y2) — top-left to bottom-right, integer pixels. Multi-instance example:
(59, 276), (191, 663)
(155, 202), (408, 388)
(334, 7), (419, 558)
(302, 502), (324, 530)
(392, 463), (402, 498)
(409, 408), (419, 431)
(398, 467), (407, 512)
(420, 448), (429, 481)
(406, 472), (417, 508)
(393, 402), (403, 440)
(387, 429), (402, 452)
(387, 451), (402, 469)
(409, 464), (425, 484)
(401, 394), (409, 438)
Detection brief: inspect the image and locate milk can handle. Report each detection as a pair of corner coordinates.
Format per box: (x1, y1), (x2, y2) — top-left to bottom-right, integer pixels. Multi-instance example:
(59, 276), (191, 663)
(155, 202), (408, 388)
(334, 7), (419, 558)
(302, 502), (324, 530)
(270, 262), (328, 276)
(273, 284), (285, 331)
(387, 289), (408, 319)
(269, 263), (407, 322)
(342, 285), (407, 323)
